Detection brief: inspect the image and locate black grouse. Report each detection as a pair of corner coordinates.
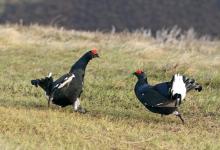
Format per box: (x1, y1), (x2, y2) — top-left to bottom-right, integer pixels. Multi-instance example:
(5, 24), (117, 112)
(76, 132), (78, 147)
(31, 49), (99, 113)
(133, 69), (202, 123)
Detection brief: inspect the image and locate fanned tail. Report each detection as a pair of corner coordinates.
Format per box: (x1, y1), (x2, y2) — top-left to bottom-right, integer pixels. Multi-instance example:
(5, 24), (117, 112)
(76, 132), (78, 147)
(183, 76), (202, 92)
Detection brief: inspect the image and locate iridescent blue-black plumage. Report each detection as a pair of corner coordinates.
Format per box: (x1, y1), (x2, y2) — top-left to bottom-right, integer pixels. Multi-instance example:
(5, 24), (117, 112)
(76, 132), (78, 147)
(133, 70), (202, 123)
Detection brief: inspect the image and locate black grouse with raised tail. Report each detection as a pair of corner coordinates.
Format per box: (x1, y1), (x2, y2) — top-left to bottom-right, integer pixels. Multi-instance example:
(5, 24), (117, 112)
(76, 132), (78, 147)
(31, 49), (99, 113)
(133, 69), (202, 123)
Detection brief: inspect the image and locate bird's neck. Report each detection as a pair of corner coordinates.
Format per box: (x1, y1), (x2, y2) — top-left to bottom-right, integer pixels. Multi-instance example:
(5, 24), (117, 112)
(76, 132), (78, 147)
(69, 53), (91, 74)
(135, 75), (148, 90)
(134, 77), (149, 95)
(137, 78), (147, 85)
(137, 74), (148, 84)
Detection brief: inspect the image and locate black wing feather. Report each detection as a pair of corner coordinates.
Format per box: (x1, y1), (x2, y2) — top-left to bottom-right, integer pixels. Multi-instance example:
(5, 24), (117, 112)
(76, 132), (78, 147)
(138, 88), (176, 108)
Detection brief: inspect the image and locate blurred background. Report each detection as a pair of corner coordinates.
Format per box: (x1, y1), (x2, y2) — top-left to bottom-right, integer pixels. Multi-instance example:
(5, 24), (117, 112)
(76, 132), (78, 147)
(0, 0), (220, 37)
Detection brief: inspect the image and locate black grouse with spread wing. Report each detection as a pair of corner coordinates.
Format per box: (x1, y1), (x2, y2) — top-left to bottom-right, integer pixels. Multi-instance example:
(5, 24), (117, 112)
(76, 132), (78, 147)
(31, 49), (99, 113)
(133, 69), (202, 123)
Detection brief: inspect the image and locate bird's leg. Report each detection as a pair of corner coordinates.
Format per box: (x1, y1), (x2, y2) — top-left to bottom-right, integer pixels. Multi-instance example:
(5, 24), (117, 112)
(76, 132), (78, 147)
(173, 111), (184, 124)
(177, 114), (184, 124)
(73, 98), (86, 114)
(48, 100), (50, 108)
(73, 98), (80, 111)
(48, 96), (53, 108)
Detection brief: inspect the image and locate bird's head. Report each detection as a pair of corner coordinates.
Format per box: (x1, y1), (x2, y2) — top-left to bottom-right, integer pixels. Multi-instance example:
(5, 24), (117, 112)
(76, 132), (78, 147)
(31, 72), (53, 92)
(132, 69), (146, 79)
(88, 48), (99, 59)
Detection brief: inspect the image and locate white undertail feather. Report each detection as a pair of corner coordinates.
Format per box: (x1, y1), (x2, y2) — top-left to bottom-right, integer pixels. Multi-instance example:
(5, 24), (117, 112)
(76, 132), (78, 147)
(171, 74), (187, 100)
(47, 72), (52, 78)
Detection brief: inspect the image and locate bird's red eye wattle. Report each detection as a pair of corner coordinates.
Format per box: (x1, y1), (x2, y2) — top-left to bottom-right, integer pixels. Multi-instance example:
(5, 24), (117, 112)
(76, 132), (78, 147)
(135, 69), (143, 74)
(91, 48), (98, 55)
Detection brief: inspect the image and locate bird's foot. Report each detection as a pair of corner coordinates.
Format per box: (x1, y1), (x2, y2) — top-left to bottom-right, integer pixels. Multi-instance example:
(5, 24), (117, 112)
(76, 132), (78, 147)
(74, 106), (87, 114)
(177, 114), (184, 124)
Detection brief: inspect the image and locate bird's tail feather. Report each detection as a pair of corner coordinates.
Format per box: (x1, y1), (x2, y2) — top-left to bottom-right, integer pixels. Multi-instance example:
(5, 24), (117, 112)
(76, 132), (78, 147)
(183, 76), (202, 92)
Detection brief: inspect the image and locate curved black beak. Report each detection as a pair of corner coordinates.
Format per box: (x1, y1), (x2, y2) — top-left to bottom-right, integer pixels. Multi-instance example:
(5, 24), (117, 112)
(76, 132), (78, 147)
(95, 53), (100, 58)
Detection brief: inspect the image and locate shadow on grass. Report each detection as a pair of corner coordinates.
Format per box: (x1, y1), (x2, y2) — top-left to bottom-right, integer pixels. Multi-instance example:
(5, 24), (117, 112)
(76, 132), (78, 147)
(0, 98), (55, 111)
(85, 107), (177, 125)
(0, 98), (219, 125)
(0, 97), (169, 124)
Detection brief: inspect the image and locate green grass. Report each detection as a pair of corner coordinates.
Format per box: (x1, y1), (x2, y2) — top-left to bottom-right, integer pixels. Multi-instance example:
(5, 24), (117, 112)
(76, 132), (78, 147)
(0, 24), (219, 149)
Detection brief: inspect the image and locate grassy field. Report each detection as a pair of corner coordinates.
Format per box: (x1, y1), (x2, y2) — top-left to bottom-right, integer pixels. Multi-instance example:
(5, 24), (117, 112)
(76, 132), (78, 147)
(0, 25), (219, 149)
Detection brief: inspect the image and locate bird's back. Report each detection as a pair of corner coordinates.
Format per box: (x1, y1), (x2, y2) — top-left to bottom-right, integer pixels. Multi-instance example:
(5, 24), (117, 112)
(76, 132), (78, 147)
(53, 73), (71, 87)
(153, 82), (171, 98)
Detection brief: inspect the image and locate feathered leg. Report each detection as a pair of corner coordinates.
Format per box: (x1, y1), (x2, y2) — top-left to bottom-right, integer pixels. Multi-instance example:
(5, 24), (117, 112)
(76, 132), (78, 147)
(48, 100), (50, 108)
(73, 98), (87, 113)
(48, 96), (53, 108)
(47, 97), (50, 108)
(173, 111), (184, 124)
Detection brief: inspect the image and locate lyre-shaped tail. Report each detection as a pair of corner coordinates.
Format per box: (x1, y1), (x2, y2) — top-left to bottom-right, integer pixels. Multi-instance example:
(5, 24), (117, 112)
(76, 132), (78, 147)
(183, 76), (202, 92)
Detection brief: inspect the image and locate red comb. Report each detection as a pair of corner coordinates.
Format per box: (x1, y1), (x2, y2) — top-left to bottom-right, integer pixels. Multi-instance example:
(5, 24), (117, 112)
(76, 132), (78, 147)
(91, 48), (98, 55)
(135, 69), (143, 74)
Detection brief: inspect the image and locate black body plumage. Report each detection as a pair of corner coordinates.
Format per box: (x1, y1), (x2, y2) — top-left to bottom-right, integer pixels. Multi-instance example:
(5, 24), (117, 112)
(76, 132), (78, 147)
(51, 52), (93, 107)
(135, 79), (176, 114)
(31, 50), (99, 111)
(133, 70), (202, 123)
